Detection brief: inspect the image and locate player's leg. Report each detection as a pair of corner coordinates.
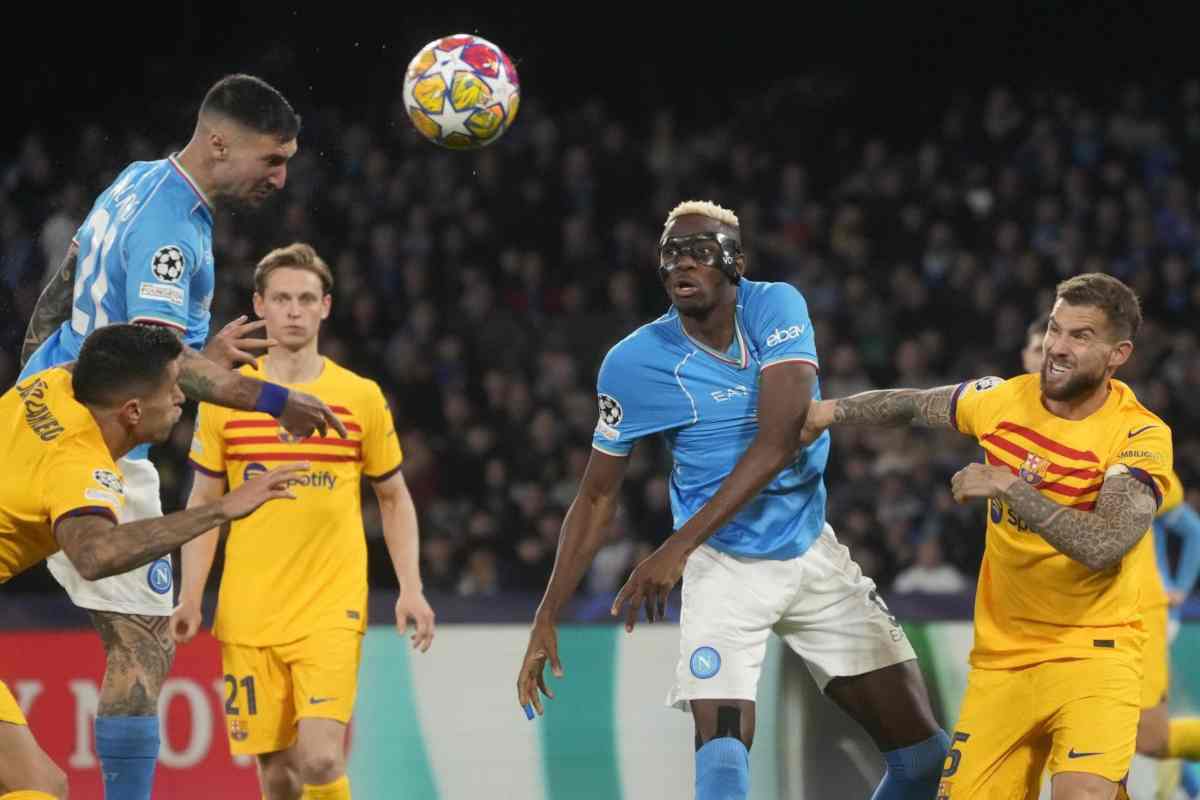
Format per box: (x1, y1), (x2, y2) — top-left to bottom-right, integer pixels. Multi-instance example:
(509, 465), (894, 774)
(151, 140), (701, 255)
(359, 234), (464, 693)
(666, 545), (780, 800)
(256, 749), (302, 800)
(221, 642), (298, 799)
(0, 681), (68, 799)
(778, 525), (947, 799)
(1044, 657), (1140, 800)
(45, 457), (174, 800)
(288, 629), (362, 799)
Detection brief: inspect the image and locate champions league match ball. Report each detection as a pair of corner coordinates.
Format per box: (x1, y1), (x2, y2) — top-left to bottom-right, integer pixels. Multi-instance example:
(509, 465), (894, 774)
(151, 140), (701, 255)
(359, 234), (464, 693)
(402, 34), (520, 150)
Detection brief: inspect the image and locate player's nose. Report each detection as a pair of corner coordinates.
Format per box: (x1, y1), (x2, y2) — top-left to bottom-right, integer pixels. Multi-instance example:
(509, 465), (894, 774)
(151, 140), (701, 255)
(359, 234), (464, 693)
(269, 166), (287, 190)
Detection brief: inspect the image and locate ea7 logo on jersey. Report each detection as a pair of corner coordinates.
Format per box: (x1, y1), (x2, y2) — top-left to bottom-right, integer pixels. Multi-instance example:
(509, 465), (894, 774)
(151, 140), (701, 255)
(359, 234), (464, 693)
(711, 385), (749, 403)
(151, 245), (186, 283)
(766, 324), (806, 348)
(92, 469), (125, 495)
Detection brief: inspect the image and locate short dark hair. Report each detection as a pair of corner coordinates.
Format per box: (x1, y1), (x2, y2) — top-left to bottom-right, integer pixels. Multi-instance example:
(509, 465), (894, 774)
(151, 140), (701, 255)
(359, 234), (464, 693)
(73, 325), (183, 407)
(1055, 272), (1143, 340)
(199, 74), (300, 140)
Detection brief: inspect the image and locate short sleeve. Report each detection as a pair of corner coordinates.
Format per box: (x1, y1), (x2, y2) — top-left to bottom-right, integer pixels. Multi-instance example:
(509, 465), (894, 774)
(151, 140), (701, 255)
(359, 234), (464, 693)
(188, 403), (227, 478)
(1111, 422), (1174, 509)
(745, 283), (818, 371)
(123, 220), (199, 334)
(591, 340), (691, 457)
(363, 382), (404, 481)
(951, 376), (1007, 438)
(43, 449), (123, 533)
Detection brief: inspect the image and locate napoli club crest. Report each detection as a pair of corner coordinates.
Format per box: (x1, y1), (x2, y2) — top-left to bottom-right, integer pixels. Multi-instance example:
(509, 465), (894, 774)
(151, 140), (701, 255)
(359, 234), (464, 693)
(147, 557), (172, 595)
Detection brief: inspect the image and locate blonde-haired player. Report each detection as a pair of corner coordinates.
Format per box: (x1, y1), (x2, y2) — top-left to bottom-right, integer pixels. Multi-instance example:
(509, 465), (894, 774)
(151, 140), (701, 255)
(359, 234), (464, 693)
(807, 273), (1172, 799)
(0, 324), (302, 800)
(172, 243), (435, 800)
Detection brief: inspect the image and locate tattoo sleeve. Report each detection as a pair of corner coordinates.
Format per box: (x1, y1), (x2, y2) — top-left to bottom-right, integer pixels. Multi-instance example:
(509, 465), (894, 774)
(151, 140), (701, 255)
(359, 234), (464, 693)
(832, 384), (959, 429)
(89, 611), (174, 715)
(177, 344), (262, 410)
(55, 503), (228, 581)
(20, 243), (79, 366)
(1000, 472), (1159, 571)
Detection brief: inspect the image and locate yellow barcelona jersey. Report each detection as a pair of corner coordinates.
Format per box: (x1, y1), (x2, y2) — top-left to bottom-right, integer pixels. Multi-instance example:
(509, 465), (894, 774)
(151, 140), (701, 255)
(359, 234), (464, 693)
(0, 368), (124, 582)
(189, 357), (403, 646)
(953, 374), (1172, 669)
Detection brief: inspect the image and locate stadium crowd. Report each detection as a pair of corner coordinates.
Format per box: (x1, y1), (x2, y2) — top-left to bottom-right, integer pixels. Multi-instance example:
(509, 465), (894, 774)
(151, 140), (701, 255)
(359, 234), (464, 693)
(2, 75), (1199, 601)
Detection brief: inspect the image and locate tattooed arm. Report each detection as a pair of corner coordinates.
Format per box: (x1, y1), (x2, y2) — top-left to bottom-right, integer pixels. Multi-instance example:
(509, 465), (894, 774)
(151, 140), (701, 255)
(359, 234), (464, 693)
(831, 384), (960, 428)
(20, 243), (78, 366)
(951, 463), (1158, 571)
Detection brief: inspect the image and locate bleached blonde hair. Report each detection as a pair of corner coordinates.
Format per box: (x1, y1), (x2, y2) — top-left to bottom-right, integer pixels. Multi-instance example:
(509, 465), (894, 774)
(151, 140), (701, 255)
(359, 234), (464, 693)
(664, 200), (740, 230)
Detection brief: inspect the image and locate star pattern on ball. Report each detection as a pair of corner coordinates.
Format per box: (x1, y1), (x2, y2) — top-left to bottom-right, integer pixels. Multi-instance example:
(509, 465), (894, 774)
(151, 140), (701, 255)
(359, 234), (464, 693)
(598, 394), (623, 426)
(429, 44), (471, 91)
(151, 245), (185, 282)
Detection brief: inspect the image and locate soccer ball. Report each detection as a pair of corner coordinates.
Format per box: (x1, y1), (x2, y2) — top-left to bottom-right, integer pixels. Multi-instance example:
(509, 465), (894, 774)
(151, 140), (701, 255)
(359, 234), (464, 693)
(402, 34), (520, 150)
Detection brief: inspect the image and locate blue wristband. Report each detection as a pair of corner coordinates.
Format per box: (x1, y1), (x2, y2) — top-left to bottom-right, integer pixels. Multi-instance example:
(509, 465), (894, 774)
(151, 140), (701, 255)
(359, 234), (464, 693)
(254, 382), (289, 417)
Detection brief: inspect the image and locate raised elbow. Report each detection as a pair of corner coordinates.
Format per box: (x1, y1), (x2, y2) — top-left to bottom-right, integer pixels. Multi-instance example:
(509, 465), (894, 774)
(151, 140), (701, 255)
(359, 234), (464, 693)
(64, 544), (107, 581)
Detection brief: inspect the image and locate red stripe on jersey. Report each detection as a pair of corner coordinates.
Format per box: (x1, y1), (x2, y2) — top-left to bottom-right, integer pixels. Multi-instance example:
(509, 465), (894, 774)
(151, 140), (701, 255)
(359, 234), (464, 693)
(329, 405), (353, 415)
(995, 421), (1099, 463)
(983, 434), (1103, 481)
(1073, 501), (1097, 511)
(225, 436), (361, 449)
(984, 450), (1101, 497)
(224, 419), (363, 433)
(225, 452), (361, 463)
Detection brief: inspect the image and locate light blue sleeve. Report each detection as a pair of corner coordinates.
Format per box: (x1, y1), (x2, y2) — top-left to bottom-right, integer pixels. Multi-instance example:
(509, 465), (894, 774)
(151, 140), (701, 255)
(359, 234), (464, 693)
(122, 212), (199, 334)
(591, 336), (691, 457)
(745, 282), (819, 370)
(1166, 503), (1200, 599)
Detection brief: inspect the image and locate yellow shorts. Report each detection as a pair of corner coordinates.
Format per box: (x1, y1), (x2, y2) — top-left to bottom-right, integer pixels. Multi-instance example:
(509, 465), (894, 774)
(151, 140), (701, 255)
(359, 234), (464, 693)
(1141, 604), (1169, 709)
(0, 679), (27, 726)
(937, 658), (1140, 798)
(220, 628), (363, 755)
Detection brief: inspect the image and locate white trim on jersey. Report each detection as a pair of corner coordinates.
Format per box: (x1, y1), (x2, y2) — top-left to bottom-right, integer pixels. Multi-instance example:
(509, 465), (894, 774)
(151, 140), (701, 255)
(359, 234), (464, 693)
(673, 351), (700, 424)
(760, 356), (820, 372)
(592, 443), (626, 458)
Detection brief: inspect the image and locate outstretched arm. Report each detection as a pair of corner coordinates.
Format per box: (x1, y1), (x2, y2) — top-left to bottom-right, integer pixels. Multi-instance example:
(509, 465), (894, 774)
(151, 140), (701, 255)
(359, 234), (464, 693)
(21, 243), (78, 365)
(831, 383), (960, 429)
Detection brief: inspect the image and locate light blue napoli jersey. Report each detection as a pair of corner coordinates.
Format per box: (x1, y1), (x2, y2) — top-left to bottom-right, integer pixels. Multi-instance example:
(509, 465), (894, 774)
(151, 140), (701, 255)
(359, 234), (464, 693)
(591, 278), (830, 560)
(21, 156), (215, 459)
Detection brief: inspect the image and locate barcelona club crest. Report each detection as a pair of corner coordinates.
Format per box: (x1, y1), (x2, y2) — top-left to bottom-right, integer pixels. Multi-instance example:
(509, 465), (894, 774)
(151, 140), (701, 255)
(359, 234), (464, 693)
(1018, 452), (1050, 487)
(230, 719), (249, 742)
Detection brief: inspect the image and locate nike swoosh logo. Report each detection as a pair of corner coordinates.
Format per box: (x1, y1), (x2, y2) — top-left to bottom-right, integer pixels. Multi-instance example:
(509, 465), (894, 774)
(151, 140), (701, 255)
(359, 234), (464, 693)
(1129, 425), (1157, 438)
(310, 696), (336, 705)
(1067, 748), (1103, 759)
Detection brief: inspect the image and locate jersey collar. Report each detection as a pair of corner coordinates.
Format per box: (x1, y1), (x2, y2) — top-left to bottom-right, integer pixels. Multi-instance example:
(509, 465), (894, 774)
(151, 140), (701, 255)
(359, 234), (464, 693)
(168, 155), (214, 212)
(679, 309), (750, 369)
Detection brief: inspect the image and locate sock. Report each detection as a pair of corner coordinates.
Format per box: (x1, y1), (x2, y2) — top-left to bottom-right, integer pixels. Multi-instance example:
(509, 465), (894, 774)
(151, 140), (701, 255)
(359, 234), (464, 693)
(695, 737), (749, 800)
(871, 730), (951, 800)
(1183, 761), (1200, 798)
(303, 775), (351, 799)
(1169, 720), (1200, 760)
(0, 793), (60, 799)
(95, 715), (159, 800)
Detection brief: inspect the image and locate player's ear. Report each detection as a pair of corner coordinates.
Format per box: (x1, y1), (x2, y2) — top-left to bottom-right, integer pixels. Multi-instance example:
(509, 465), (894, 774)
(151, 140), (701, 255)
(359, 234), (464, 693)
(209, 129), (229, 161)
(119, 397), (142, 428)
(252, 292), (266, 319)
(320, 294), (332, 320)
(1108, 339), (1133, 370)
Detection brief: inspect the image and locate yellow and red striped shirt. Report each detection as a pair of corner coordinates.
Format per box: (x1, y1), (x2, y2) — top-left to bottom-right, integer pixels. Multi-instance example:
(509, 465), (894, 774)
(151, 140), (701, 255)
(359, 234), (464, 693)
(952, 374), (1172, 669)
(189, 357), (402, 646)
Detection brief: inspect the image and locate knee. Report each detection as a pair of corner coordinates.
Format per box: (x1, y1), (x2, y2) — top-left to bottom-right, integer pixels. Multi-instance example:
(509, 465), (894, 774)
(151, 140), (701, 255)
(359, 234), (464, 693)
(298, 750), (345, 787)
(259, 761), (302, 800)
(695, 704), (754, 751)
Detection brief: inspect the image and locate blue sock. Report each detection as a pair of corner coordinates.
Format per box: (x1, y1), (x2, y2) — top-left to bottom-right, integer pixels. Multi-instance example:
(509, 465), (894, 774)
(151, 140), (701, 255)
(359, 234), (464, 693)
(871, 729), (951, 800)
(95, 715), (159, 800)
(1183, 760), (1200, 798)
(695, 737), (750, 800)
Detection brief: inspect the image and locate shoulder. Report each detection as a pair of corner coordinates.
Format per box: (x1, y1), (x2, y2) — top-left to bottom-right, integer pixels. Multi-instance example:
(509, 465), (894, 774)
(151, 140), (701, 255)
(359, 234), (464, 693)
(600, 314), (680, 371)
(740, 278), (807, 312)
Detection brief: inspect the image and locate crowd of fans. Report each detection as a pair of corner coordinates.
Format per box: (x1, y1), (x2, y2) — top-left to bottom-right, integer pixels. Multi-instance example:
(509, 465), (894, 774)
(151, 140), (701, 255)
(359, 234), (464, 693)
(2, 73), (1199, 604)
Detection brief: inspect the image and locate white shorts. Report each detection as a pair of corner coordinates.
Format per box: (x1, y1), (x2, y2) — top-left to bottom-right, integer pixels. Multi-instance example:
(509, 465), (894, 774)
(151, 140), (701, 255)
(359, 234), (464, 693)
(46, 456), (174, 616)
(667, 524), (915, 710)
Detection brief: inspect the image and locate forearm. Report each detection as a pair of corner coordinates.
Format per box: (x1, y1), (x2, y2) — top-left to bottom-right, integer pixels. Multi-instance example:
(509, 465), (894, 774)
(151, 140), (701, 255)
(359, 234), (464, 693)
(1000, 478), (1149, 571)
(833, 384), (958, 428)
(177, 345), (265, 409)
(535, 494), (620, 623)
(21, 244), (78, 366)
(67, 504), (227, 581)
(672, 438), (799, 550)
(178, 528), (221, 606)
(379, 495), (423, 592)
